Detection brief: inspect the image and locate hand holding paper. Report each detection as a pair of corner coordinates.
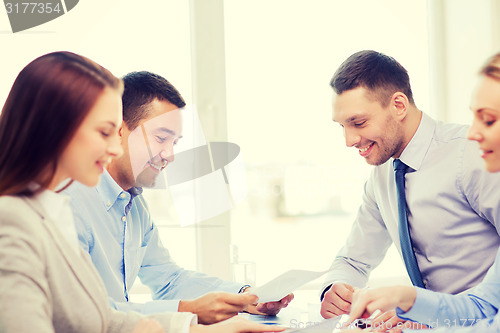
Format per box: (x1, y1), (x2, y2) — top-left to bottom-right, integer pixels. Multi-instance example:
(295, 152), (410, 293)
(250, 269), (329, 303)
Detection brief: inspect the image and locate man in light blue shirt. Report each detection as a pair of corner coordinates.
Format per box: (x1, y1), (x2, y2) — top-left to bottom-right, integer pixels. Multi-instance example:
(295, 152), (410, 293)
(319, 51), (500, 319)
(64, 71), (292, 324)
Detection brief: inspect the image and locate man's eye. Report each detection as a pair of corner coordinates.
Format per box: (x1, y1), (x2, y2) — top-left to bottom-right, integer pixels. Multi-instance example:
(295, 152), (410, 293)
(100, 131), (110, 137)
(354, 121), (366, 127)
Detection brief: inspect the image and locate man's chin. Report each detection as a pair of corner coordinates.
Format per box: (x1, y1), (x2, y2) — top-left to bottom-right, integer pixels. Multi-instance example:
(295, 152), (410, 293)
(135, 174), (158, 188)
(365, 154), (391, 166)
(135, 178), (156, 188)
(134, 167), (161, 188)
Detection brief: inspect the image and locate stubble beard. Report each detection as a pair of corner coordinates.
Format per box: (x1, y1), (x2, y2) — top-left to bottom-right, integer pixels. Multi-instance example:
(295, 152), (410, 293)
(368, 121), (405, 166)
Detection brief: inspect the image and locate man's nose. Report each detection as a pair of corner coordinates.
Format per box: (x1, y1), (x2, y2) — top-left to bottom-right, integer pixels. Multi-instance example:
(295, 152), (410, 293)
(159, 143), (175, 163)
(344, 128), (361, 147)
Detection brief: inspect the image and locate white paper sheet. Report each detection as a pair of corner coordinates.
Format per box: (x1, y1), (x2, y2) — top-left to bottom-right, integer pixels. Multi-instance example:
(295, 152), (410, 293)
(251, 269), (329, 303)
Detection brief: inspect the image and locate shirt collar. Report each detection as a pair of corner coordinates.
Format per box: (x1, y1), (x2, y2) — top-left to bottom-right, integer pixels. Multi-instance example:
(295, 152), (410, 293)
(97, 170), (128, 211)
(398, 112), (436, 172)
(96, 170), (143, 211)
(35, 188), (71, 222)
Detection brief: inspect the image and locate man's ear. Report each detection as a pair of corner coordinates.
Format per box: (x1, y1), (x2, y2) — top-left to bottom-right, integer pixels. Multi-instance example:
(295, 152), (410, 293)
(118, 123), (129, 144)
(391, 92), (410, 121)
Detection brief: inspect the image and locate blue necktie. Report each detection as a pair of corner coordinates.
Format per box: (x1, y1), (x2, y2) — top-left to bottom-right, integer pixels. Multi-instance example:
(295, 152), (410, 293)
(124, 187), (143, 215)
(393, 159), (425, 288)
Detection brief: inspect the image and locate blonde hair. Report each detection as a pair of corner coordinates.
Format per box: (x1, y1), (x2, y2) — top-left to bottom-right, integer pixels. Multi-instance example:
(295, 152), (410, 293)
(480, 52), (500, 80)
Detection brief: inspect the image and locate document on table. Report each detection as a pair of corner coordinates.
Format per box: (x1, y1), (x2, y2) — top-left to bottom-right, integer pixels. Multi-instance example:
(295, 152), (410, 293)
(251, 269), (329, 303)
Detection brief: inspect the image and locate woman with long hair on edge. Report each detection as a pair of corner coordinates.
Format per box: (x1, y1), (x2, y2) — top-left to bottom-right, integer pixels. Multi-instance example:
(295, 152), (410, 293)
(0, 51), (283, 333)
(345, 53), (500, 333)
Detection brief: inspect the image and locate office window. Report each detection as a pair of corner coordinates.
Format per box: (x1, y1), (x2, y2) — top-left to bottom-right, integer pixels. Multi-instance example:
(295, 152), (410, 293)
(0, 0), (197, 299)
(224, 0), (430, 287)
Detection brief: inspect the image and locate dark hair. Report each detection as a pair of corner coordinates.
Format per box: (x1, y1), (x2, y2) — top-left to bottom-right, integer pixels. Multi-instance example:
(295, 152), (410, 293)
(330, 50), (415, 106)
(0, 51), (123, 196)
(480, 52), (500, 81)
(121, 71), (186, 130)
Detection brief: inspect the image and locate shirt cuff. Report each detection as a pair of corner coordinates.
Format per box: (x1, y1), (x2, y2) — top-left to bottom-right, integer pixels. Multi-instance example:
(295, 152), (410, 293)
(181, 313), (198, 333)
(143, 299), (182, 314)
(396, 287), (441, 328)
(238, 285), (251, 293)
(320, 284), (332, 301)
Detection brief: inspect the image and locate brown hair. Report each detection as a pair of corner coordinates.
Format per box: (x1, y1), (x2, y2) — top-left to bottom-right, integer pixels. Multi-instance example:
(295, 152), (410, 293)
(480, 52), (500, 81)
(0, 51), (123, 196)
(330, 50), (415, 107)
(121, 71), (185, 130)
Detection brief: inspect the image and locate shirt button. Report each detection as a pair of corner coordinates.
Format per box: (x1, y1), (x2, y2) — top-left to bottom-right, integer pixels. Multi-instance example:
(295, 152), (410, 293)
(106, 201), (111, 206)
(120, 193), (126, 199)
(122, 216), (126, 222)
(423, 279), (428, 286)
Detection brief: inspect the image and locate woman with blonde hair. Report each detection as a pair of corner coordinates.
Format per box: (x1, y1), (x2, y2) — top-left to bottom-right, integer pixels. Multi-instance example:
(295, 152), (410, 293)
(0, 51), (282, 333)
(345, 52), (500, 332)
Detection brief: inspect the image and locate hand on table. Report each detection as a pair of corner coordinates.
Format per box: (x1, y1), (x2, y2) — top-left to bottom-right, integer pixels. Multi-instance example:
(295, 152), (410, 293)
(369, 310), (428, 333)
(320, 283), (357, 318)
(179, 292), (258, 324)
(347, 286), (417, 328)
(245, 292), (294, 316)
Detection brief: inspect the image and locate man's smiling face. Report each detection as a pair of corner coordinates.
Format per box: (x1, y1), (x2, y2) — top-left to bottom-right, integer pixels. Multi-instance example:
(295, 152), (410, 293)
(124, 99), (183, 188)
(332, 87), (405, 166)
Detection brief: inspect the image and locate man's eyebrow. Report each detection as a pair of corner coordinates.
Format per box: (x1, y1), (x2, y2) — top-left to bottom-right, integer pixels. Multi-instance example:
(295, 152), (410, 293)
(345, 114), (366, 123)
(155, 127), (183, 138)
(156, 127), (175, 135)
(103, 121), (117, 128)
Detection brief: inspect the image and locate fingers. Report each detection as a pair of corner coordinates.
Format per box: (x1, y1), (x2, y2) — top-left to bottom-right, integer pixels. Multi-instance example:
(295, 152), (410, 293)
(281, 293), (294, 305)
(213, 293), (258, 315)
(372, 314), (401, 332)
(255, 302), (278, 315)
(320, 283), (355, 318)
(372, 309), (395, 325)
(255, 302), (281, 316)
(349, 287), (401, 324)
(254, 293), (294, 316)
(347, 290), (371, 325)
(192, 292), (258, 324)
(371, 310), (397, 331)
(222, 292), (259, 306)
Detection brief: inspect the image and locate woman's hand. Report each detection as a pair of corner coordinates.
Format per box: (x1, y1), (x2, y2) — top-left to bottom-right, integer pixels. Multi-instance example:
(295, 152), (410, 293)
(348, 286), (417, 326)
